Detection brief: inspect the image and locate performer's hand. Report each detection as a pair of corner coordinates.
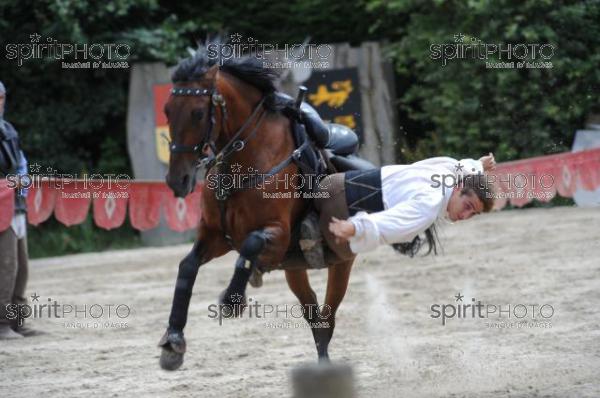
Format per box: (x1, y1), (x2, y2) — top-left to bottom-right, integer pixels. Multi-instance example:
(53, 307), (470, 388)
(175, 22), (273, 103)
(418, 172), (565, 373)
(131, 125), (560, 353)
(329, 217), (355, 244)
(479, 152), (496, 171)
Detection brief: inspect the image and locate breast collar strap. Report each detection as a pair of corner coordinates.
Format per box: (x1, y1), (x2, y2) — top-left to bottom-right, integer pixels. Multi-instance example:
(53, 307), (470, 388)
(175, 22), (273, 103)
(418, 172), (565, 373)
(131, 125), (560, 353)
(205, 95), (267, 172)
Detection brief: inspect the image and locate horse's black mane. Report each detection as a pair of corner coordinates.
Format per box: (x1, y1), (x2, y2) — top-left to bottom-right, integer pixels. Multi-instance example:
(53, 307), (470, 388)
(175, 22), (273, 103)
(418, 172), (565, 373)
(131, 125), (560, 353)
(171, 47), (292, 111)
(222, 57), (280, 95)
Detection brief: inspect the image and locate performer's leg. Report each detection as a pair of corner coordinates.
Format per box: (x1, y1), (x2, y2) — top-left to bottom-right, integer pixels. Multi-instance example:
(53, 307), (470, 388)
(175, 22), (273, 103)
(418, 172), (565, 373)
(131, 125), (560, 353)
(314, 173), (354, 262)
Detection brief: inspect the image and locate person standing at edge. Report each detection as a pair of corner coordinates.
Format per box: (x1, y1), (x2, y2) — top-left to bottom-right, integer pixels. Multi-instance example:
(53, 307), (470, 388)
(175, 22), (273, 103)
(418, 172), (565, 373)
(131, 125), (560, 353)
(0, 80), (38, 339)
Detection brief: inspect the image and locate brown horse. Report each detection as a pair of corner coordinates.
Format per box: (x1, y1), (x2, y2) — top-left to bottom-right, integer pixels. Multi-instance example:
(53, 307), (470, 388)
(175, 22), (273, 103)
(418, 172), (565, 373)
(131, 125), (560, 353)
(158, 50), (355, 370)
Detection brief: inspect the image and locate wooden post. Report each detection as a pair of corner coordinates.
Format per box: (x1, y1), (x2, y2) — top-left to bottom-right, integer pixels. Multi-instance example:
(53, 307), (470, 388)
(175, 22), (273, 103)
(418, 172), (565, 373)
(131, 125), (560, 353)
(279, 41), (399, 166)
(126, 63), (196, 245)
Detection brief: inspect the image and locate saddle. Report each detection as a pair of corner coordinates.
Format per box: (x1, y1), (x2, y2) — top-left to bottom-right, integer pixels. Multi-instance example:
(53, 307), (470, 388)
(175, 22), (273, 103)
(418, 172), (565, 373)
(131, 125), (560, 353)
(276, 92), (375, 177)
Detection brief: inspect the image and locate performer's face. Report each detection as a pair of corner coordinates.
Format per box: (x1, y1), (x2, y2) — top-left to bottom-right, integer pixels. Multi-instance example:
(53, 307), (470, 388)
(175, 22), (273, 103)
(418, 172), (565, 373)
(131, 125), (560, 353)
(447, 189), (484, 221)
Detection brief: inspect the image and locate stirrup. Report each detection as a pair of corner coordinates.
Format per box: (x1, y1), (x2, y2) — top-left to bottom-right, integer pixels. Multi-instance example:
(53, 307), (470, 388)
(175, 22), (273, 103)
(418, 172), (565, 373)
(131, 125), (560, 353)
(299, 211), (327, 269)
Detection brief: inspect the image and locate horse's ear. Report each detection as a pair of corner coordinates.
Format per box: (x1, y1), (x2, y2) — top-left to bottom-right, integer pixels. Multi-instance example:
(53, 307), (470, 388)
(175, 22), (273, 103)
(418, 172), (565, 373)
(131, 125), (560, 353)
(204, 64), (219, 83)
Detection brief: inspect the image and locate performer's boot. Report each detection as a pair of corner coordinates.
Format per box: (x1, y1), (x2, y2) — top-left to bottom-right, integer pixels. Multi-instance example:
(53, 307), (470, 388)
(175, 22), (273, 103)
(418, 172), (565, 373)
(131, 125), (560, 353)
(0, 324), (23, 340)
(299, 211), (327, 268)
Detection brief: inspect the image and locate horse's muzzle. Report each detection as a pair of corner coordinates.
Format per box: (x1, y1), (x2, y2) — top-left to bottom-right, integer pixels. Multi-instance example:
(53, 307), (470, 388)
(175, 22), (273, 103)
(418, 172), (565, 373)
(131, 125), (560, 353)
(166, 172), (196, 198)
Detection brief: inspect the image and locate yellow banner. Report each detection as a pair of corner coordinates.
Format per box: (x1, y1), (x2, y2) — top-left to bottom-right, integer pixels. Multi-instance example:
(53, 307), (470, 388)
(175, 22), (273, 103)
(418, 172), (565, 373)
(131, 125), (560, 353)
(155, 126), (170, 164)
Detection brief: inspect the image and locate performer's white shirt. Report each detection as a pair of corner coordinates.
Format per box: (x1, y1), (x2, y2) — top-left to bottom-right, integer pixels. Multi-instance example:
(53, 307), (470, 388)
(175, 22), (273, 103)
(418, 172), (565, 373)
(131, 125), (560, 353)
(347, 157), (483, 254)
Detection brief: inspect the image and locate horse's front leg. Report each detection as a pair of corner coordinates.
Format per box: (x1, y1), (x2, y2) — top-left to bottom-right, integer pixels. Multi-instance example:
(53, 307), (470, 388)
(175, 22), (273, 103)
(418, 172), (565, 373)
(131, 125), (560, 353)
(159, 226), (231, 370)
(220, 223), (290, 309)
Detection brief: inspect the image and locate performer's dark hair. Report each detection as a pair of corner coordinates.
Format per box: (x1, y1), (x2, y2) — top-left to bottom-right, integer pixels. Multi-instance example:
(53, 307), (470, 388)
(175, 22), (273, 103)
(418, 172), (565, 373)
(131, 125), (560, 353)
(391, 173), (494, 257)
(391, 225), (440, 257)
(459, 173), (495, 212)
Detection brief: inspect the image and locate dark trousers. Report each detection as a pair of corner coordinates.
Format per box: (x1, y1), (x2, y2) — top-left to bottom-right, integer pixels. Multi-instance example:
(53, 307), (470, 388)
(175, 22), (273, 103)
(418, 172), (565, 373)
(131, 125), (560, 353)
(0, 226), (28, 325)
(313, 169), (383, 263)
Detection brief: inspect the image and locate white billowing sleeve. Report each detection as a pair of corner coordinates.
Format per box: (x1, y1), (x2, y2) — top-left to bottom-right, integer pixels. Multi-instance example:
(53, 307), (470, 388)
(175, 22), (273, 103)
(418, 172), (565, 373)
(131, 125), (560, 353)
(457, 158), (484, 176)
(413, 157), (483, 177)
(347, 192), (443, 254)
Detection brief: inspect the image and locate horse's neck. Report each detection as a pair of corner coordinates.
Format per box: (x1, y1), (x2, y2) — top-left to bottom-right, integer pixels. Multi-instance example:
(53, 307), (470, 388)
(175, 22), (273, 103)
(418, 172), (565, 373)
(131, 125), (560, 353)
(216, 74), (262, 147)
(215, 74), (296, 173)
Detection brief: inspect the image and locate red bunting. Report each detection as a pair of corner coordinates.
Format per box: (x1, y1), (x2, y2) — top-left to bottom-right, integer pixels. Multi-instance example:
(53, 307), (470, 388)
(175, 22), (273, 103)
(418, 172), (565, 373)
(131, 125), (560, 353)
(93, 187), (128, 230)
(0, 179), (14, 232)
(554, 161), (577, 197)
(26, 181), (57, 226)
(576, 151), (600, 191)
(128, 182), (164, 231)
(53, 183), (91, 226)
(162, 184), (203, 232)
(491, 147), (600, 209)
(1, 148), (599, 232)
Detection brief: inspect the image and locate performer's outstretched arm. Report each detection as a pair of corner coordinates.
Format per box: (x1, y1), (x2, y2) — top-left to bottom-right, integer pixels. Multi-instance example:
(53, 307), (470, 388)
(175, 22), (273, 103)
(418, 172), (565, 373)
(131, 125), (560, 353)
(343, 193), (442, 254)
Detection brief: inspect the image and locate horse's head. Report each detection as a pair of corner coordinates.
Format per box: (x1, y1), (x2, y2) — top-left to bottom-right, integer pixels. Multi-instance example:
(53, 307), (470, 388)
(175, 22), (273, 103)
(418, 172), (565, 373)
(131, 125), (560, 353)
(165, 63), (219, 198)
(165, 44), (284, 198)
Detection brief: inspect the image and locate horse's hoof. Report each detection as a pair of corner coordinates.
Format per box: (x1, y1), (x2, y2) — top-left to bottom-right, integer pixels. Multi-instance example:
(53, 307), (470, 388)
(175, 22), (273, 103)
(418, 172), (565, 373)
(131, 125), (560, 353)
(218, 290), (247, 318)
(160, 346), (184, 371)
(158, 329), (186, 370)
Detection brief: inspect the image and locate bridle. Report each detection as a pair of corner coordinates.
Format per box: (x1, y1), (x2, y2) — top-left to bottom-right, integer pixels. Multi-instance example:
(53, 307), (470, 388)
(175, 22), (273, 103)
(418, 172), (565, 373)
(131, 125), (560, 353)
(168, 86), (229, 163)
(167, 85), (267, 183)
(167, 87), (215, 156)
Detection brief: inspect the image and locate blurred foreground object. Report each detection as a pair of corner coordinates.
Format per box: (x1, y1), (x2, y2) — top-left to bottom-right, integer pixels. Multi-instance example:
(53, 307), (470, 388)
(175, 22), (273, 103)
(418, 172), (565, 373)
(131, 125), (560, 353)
(291, 362), (355, 398)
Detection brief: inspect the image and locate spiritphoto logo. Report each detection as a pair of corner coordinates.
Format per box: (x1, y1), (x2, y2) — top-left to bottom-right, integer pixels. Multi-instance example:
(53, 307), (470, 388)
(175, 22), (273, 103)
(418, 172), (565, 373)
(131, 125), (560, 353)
(4, 32), (131, 69)
(430, 292), (554, 328)
(4, 292), (131, 329)
(207, 33), (332, 69)
(430, 33), (555, 69)
(207, 294), (332, 328)
(5, 162), (132, 198)
(205, 162), (332, 200)
(430, 161), (555, 199)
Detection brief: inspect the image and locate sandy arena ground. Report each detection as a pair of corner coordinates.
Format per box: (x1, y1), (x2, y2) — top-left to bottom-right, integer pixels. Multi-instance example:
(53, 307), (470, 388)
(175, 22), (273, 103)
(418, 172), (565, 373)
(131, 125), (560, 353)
(1, 206), (599, 397)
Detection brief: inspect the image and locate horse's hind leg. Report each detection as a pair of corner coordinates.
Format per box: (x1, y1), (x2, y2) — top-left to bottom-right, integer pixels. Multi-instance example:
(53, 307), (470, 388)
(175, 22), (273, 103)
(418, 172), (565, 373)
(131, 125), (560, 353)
(285, 269), (332, 357)
(159, 227), (231, 370)
(318, 259), (354, 362)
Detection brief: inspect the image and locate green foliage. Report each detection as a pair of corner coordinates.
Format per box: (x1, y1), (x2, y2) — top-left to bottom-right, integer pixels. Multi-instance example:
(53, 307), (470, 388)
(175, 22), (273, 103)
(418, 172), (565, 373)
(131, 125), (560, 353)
(27, 214), (142, 259)
(0, 0), (382, 175)
(0, 0), (176, 257)
(2, 0), (597, 170)
(1, 0), (161, 174)
(369, 0), (600, 162)
(154, 0), (379, 45)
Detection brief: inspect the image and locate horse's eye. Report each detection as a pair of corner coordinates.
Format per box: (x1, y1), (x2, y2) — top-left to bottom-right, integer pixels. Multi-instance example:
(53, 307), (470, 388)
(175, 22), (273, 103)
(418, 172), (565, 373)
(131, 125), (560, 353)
(191, 109), (204, 121)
